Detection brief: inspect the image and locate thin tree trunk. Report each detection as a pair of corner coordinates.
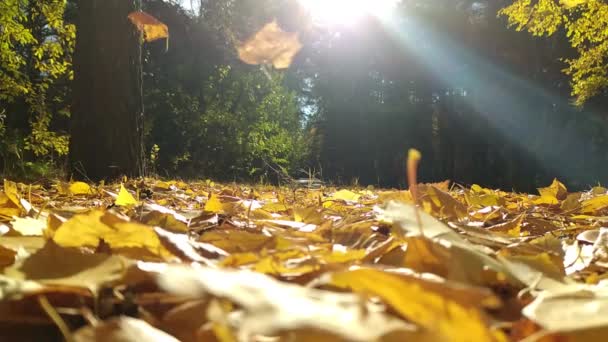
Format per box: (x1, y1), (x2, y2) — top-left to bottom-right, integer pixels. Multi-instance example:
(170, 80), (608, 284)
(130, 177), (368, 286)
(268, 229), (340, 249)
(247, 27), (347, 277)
(70, 0), (144, 181)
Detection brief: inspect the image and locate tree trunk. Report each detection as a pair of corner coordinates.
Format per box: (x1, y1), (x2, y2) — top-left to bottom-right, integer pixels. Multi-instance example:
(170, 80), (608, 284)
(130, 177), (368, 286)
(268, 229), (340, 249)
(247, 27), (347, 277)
(69, 0), (144, 181)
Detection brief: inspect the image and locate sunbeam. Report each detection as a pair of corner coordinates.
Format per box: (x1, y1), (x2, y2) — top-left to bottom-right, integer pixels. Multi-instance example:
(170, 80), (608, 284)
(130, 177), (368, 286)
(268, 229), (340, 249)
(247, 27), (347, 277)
(377, 8), (608, 187)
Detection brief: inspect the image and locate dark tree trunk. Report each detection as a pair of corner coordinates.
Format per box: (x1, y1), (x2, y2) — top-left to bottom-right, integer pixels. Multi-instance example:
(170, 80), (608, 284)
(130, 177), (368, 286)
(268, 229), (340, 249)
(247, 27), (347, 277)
(69, 0), (144, 181)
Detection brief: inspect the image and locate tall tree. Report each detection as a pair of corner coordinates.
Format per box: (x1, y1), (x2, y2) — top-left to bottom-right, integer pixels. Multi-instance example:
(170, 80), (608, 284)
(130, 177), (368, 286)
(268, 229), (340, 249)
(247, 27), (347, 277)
(500, 0), (608, 105)
(69, 0), (144, 181)
(0, 0), (74, 173)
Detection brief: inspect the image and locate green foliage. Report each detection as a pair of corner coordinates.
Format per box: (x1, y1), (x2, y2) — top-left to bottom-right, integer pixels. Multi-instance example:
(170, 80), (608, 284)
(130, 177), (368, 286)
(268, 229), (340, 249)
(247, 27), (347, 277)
(146, 64), (305, 180)
(0, 0), (74, 162)
(499, 0), (608, 105)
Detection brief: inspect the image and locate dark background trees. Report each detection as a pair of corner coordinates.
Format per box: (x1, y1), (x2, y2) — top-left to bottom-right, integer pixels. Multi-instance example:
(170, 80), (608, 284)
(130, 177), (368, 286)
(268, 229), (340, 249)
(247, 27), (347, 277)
(2, 0), (608, 192)
(69, 0), (145, 181)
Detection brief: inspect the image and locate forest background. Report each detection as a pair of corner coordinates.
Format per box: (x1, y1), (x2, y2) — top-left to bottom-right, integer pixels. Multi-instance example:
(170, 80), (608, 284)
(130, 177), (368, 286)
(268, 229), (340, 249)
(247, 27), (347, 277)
(3, 0), (608, 193)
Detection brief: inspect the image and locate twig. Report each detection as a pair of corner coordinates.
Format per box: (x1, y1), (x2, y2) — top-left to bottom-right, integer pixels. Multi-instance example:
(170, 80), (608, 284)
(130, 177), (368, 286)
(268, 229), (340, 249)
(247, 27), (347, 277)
(38, 295), (74, 342)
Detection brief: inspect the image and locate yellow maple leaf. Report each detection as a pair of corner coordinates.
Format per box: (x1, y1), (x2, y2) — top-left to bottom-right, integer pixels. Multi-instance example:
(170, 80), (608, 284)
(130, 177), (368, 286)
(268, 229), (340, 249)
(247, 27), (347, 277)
(116, 184), (138, 206)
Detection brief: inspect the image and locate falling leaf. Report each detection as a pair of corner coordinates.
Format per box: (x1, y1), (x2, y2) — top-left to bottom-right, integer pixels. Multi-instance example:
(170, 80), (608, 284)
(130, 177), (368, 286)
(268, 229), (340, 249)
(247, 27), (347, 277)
(127, 11), (169, 43)
(116, 184), (138, 206)
(237, 20), (302, 69)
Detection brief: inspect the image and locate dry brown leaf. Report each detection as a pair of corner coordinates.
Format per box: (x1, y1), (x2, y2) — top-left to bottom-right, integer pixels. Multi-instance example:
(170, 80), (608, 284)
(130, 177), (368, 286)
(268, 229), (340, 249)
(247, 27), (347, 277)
(128, 11), (169, 43)
(237, 20), (302, 69)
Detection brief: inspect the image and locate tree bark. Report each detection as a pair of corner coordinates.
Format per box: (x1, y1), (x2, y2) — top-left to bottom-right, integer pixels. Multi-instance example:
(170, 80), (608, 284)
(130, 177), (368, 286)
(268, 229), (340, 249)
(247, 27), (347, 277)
(69, 0), (144, 181)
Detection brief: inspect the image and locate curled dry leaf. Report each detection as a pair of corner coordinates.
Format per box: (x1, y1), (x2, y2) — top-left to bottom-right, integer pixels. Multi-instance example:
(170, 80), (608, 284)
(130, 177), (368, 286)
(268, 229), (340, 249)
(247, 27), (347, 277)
(127, 11), (169, 43)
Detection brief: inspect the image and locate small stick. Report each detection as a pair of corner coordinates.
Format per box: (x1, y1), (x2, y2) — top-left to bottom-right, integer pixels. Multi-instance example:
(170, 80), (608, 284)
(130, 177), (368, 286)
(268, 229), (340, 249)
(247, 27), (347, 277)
(407, 149), (424, 236)
(38, 295), (74, 342)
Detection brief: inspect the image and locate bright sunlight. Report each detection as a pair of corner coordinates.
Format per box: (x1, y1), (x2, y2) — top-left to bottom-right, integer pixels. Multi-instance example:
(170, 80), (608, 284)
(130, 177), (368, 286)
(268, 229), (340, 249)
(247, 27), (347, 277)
(298, 0), (400, 26)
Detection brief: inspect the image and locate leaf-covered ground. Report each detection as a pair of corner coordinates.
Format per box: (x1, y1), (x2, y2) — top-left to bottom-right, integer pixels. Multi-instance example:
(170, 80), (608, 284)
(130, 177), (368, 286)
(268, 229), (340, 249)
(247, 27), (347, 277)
(1, 177), (608, 341)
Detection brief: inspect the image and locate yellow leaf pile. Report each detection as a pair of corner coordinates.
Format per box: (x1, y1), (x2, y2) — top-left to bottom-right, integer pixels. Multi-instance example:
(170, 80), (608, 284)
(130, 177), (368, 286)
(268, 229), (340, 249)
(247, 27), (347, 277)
(3, 178), (608, 341)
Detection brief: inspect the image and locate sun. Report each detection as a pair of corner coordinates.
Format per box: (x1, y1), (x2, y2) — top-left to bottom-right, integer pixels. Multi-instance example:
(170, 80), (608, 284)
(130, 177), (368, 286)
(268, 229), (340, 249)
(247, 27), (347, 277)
(298, 0), (400, 27)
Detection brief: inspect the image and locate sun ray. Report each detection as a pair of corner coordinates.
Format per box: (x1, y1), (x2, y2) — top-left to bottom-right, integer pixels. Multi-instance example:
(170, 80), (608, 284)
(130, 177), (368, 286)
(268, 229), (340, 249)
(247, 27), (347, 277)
(298, 0), (400, 27)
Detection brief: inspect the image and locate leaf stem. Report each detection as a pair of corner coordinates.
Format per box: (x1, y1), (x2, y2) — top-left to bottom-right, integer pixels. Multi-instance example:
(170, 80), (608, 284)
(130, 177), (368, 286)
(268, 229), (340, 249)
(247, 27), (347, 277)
(407, 148), (424, 236)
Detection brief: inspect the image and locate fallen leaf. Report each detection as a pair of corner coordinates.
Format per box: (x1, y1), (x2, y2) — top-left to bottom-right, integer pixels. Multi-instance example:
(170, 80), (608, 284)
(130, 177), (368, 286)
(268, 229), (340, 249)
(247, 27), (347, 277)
(156, 264), (415, 341)
(52, 210), (175, 260)
(329, 267), (502, 341)
(69, 181), (93, 195)
(10, 216), (46, 236)
(538, 179), (568, 201)
(116, 184), (138, 206)
(4, 241), (127, 294)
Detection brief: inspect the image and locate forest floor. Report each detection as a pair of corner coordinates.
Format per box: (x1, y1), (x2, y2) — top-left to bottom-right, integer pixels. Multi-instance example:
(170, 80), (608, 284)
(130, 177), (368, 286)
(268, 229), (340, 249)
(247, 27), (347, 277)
(1, 177), (607, 341)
